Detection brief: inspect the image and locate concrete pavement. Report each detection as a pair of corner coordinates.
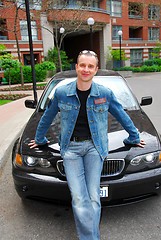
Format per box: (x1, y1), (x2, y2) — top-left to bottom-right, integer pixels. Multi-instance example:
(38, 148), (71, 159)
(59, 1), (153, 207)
(0, 88), (43, 171)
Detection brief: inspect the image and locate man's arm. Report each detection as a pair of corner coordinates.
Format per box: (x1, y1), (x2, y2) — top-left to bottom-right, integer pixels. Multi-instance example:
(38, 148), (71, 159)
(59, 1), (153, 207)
(108, 90), (146, 148)
(29, 91), (59, 148)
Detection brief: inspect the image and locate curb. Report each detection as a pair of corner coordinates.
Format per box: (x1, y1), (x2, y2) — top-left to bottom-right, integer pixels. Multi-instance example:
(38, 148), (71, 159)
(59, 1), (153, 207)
(0, 127), (24, 173)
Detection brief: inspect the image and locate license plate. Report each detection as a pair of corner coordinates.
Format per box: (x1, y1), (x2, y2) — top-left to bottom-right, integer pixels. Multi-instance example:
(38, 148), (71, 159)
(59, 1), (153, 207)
(100, 186), (108, 198)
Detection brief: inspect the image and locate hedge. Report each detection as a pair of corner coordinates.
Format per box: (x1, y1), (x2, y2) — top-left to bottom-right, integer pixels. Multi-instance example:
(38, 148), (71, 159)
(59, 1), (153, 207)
(114, 64), (161, 72)
(3, 61), (56, 84)
(143, 59), (161, 66)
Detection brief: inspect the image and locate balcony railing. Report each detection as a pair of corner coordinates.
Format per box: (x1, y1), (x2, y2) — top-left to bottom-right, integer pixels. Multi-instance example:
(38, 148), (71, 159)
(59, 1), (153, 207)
(0, 36), (8, 40)
(129, 14), (143, 19)
(55, 1), (107, 13)
(129, 38), (142, 41)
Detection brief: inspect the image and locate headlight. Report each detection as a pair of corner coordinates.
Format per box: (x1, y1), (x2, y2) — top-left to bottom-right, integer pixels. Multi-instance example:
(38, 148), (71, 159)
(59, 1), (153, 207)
(130, 152), (157, 166)
(25, 156), (37, 166)
(127, 151), (161, 173)
(38, 158), (51, 168)
(23, 155), (51, 168)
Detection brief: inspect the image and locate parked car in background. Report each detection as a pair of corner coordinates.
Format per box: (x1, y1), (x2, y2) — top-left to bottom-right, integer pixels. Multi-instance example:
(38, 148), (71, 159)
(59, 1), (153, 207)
(12, 70), (161, 206)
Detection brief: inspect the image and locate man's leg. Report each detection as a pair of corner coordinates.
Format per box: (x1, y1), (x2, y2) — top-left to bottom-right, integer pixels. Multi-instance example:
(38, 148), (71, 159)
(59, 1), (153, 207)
(63, 141), (98, 240)
(83, 141), (104, 239)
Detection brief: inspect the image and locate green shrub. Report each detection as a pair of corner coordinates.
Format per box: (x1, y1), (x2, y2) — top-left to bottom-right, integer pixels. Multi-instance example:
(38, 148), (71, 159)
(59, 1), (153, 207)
(144, 59), (161, 66)
(36, 61), (56, 71)
(132, 67), (142, 72)
(133, 65), (157, 72)
(157, 65), (161, 71)
(3, 61), (56, 84)
(4, 67), (21, 84)
(113, 66), (133, 71)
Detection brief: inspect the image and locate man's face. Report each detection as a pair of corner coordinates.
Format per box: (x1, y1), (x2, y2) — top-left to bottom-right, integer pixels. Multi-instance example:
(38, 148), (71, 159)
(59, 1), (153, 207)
(75, 54), (98, 84)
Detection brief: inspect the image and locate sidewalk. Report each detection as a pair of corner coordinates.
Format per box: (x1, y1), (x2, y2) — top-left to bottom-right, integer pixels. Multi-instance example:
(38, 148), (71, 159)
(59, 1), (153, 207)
(0, 89), (43, 171)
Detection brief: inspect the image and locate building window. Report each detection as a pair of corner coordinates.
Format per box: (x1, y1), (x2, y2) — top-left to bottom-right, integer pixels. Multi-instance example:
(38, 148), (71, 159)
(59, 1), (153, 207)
(0, 19), (8, 40)
(130, 49), (143, 67)
(112, 25), (122, 40)
(148, 27), (159, 41)
(77, 0), (99, 8)
(57, 0), (99, 9)
(23, 54), (39, 65)
(20, 20), (38, 41)
(107, 0), (122, 17)
(148, 5), (160, 20)
(17, 0), (42, 10)
(129, 2), (143, 19)
(89, 0), (99, 8)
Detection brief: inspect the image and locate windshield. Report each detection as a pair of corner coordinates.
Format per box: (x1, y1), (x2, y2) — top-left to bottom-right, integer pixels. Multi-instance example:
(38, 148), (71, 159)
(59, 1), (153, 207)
(40, 76), (138, 110)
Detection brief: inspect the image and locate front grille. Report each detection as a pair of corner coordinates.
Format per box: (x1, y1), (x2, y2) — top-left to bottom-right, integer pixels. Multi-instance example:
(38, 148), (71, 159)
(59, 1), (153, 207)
(101, 159), (125, 177)
(57, 159), (125, 178)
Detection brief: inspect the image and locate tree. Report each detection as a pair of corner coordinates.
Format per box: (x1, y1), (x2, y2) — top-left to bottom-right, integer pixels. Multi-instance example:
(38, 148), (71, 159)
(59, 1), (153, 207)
(0, 44), (8, 55)
(1, 57), (19, 93)
(106, 46), (128, 61)
(0, 0), (27, 86)
(151, 41), (161, 58)
(45, 47), (72, 72)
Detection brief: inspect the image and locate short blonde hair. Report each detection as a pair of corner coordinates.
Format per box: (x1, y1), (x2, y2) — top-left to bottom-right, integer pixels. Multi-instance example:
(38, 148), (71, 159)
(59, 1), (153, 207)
(77, 50), (98, 66)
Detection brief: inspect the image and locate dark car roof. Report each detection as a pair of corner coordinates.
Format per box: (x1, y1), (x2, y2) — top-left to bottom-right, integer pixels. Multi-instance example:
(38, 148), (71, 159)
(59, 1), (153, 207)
(52, 69), (121, 80)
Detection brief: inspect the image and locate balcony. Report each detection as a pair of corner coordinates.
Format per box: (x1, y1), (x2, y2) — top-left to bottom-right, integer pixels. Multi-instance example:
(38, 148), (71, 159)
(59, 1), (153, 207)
(129, 26), (143, 41)
(55, 0), (107, 13)
(0, 36), (8, 40)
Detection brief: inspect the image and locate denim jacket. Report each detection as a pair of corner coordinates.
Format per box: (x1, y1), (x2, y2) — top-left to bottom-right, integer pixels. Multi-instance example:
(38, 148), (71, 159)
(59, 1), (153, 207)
(35, 80), (140, 160)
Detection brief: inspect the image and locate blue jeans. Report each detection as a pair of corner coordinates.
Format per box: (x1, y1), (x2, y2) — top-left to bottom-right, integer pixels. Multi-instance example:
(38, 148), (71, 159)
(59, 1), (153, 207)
(63, 140), (104, 240)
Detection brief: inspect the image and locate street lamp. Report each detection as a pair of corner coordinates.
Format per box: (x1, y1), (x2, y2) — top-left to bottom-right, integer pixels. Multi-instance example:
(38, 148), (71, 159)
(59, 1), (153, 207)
(24, 0), (37, 106)
(118, 30), (123, 67)
(87, 17), (95, 50)
(59, 27), (65, 50)
(60, 27), (65, 34)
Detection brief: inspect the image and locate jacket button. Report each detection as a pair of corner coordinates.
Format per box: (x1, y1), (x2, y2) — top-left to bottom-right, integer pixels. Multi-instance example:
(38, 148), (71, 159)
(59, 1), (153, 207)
(97, 145), (100, 148)
(90, 120), (94, 123)
(88, 107), (91, 110)
(72, 120), (74, 122)
(93, 133), (96, 135)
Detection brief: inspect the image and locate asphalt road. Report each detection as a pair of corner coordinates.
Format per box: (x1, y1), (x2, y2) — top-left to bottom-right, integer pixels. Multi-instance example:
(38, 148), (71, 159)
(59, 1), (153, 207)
(126, 72), (161, 135)
(1, 72), (161, 240)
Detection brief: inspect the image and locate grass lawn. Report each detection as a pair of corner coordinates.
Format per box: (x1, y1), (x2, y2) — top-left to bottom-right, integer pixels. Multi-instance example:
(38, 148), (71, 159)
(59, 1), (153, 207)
(0, 100), (12, 105)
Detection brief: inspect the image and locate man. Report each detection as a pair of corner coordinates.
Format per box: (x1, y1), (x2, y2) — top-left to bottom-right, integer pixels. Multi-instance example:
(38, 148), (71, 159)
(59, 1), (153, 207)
(29, 50), (145, 240)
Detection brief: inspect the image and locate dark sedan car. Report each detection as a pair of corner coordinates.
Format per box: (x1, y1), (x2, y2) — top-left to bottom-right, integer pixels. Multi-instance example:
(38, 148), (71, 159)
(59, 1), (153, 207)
(12, 70), (161, 206)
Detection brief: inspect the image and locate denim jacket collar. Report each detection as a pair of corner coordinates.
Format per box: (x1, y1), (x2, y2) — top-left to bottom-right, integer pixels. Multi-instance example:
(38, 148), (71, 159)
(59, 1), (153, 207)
(67, 79), (100, 97)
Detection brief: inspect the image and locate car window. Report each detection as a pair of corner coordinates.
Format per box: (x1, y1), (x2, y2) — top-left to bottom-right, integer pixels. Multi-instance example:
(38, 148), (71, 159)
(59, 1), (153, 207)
(94, 76), (138, 110)
(40, 76), (139, 110)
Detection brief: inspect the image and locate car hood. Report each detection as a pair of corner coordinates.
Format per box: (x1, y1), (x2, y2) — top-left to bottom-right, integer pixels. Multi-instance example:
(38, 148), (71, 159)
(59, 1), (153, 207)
(20, 109), (160, 162)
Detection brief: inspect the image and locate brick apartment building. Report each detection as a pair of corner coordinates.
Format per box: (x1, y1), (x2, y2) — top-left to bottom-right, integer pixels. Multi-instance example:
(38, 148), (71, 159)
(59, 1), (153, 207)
(0, 0), (161, 80)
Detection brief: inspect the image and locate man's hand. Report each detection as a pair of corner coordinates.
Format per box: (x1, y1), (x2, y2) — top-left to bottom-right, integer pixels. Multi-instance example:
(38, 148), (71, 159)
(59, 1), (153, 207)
(136, 139), (146, 148)
(28, 140), (50, 149)
(28, 140), (39, 149)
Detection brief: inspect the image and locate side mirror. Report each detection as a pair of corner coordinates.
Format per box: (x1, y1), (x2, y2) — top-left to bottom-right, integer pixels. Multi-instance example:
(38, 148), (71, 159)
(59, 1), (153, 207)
(140, 96), (152, 106)
(25, 100), (37, 109)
